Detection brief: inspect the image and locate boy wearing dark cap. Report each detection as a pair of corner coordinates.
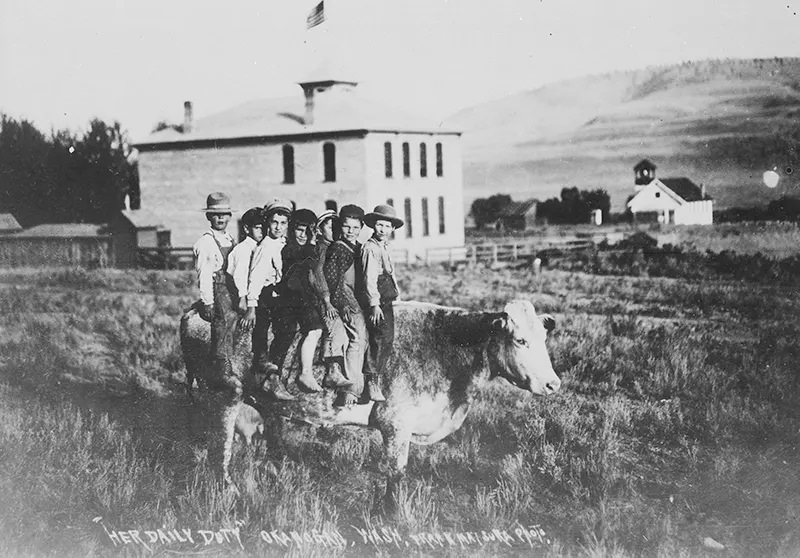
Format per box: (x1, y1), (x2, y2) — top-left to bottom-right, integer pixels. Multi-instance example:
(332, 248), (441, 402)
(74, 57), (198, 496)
(359, 204), (404, 402)
(324, 204), (369, 406)
(270, 208), (323, 393)
(192, 192), (237, 387)
(248, 198), (293, 400)
(227, 207), (266, 322)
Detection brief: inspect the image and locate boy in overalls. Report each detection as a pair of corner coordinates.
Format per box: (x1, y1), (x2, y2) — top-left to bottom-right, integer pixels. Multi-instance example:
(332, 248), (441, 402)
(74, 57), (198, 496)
(359, 204), (403, 402)
(192, 192), (237, 388)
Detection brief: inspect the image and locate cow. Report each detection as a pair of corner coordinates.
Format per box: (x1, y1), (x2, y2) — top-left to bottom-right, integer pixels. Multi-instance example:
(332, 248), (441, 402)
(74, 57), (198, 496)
(180, 299), (561, 503)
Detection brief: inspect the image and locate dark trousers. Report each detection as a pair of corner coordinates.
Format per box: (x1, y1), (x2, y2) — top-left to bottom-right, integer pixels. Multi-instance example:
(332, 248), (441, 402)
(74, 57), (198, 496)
(252, 286), (275, 371)
(211, 275), (237, 384)
(364, 301), (394, 378)
(269, 304), (300, 372)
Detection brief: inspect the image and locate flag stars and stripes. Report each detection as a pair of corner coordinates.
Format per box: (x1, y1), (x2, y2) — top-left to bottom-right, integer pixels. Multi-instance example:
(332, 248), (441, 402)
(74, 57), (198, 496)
(307, 1), (324, 29)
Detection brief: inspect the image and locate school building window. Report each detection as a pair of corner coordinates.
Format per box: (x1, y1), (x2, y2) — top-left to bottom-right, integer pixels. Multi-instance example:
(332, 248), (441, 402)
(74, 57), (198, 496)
(384, 142), (393, 178)
(282, 144), (295, 184)
(438, 196), (445, 234)
(402, 142), (410, 177)
(419, 143), (428, 177)
(436, 142), (443, 177)
(325, 200), (338, 212)
(421, 197), (430, 236)
(323, 142), (336, 182)
(387, 199), (396, 238)
(404, 197), (413, 238)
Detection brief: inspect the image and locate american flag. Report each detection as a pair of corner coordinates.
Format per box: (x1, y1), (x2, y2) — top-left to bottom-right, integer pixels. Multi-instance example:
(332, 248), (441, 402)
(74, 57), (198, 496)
(306, 1), (324, 29)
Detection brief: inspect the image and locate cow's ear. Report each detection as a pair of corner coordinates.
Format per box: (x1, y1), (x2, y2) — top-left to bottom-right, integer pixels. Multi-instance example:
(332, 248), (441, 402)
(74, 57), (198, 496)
(489, 312), (509, 333)
(540, 314), (555, 333)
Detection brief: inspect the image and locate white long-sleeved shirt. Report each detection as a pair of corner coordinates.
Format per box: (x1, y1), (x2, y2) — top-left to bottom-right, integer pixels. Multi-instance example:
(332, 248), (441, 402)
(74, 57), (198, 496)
(226, 235), (257, 300)
(246, 235), (285, 307)
(192, 228), (235, 306)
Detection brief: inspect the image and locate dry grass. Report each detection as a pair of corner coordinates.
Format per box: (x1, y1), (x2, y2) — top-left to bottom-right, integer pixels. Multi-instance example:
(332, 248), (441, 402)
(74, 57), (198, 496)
(0, 263), (799, 556)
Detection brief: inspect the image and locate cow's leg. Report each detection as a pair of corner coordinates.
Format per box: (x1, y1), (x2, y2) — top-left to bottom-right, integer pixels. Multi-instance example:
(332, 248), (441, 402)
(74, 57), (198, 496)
(379, 425), (412, 513)
(204, 391), (243, 492)
(220, 400), (241, 491)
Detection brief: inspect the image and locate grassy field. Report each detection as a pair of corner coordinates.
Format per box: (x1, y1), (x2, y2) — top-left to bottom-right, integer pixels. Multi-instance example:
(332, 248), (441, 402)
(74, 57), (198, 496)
(469, 221), (800, 260)
(1, 262), (799, 556)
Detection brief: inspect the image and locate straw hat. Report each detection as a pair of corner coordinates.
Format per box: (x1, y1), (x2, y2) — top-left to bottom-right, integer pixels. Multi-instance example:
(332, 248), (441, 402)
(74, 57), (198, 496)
(316, 209), (338, 230)
(364, 204), (403, 228)
(200, 192), (234, 213)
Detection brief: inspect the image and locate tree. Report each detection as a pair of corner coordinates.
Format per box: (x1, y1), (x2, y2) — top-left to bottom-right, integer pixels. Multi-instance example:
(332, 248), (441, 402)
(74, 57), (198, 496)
(0, 114), (139, 225)
(470, 194), (512, 229)
(0, 115), (52, 226)
(767, 196), (800, 221)
(537, 187), (611, 224)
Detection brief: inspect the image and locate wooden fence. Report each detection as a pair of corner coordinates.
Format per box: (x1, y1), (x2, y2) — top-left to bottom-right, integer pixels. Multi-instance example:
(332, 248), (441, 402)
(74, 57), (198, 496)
(424, 237), (597, 266)
(138, 236), (603, 270)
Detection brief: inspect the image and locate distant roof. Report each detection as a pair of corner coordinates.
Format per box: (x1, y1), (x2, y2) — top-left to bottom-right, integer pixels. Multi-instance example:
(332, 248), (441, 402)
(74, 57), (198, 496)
(120, 209), (165, 229)
(136, 89), (459, 149)
(14, 223), (107, 238)
(660, 178), (707, 202)
(500, 199), (538, 217)
(0, 213), (22, 232)
(634, 159), (657, 171)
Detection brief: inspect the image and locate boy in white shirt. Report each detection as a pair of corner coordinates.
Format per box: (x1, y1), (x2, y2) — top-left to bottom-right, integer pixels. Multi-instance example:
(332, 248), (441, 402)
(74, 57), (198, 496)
(247, 198), (293, 400)
(192, 192), (237, 387)
(226, 207), (265, 321)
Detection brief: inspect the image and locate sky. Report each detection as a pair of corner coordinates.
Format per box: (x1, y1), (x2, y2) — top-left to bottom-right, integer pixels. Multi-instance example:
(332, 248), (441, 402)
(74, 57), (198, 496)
(1, 0), (799, 142)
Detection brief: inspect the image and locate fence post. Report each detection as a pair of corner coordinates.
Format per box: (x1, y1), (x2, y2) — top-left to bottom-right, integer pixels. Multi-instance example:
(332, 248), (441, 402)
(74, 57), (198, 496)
(425, 249), (431, 266)
(512, 243), (518, 260)
(492, 244), (498, 265)
(448, 248), (454, 267)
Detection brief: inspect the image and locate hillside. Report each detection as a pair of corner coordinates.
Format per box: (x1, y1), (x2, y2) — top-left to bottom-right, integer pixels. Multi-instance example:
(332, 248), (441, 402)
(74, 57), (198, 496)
(447, 58), (800, 212)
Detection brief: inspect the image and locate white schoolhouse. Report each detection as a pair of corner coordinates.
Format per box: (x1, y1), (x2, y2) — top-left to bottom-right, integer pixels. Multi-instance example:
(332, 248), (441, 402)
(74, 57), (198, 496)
(135, 69), (465, 259)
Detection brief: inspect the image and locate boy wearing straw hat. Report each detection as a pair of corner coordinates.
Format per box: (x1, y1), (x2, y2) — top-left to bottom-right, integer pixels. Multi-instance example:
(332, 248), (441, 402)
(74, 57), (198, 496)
(359, 204), (403, 403)
(192, 192), (238, 386)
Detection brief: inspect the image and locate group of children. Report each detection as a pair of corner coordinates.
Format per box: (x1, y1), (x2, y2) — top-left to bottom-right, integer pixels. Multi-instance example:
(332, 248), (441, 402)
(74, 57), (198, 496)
(192, 192), (403, 407)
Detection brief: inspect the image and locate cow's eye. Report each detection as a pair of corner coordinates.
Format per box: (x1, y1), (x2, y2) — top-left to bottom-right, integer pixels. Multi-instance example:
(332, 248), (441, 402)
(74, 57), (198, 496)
(514, 337), (530, 348)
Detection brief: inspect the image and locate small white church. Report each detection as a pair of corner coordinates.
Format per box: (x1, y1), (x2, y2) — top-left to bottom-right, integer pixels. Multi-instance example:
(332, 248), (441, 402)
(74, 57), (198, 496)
(134, 66), (465, 259)
(627, 159), (713, 225)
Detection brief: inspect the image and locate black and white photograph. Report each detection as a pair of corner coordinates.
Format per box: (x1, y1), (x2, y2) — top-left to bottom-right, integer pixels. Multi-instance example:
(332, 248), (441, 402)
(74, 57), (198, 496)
(1, 0), (799, 555)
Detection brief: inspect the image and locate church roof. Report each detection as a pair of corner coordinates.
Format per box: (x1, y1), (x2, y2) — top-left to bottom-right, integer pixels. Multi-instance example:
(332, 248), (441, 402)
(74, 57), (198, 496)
(660, 178), (707, 202)
(137, 91), (459, 148)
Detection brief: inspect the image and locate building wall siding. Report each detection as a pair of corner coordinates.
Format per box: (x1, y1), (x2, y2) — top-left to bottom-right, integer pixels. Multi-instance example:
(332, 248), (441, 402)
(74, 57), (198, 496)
(139, 137), (368, 246)
(364, 132), (464, 258)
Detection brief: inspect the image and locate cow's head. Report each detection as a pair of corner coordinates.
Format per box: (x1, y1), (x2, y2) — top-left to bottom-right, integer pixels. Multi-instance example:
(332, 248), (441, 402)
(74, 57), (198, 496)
(486, 300), (561, 396)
